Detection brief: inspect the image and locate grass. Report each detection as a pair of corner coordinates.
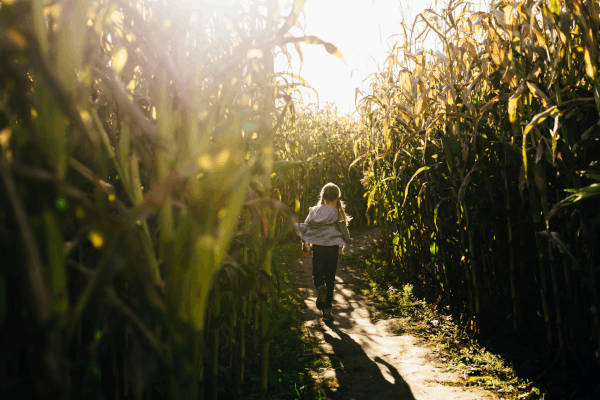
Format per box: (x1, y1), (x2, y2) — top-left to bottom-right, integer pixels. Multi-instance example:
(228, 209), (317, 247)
(343, 248), (544, 400)
(241, 241), (328, 400)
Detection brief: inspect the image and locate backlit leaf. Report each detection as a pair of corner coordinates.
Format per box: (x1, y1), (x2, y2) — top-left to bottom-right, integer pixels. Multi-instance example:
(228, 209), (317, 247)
(111, 47), (128, 74)
(508, 95), (519, 123)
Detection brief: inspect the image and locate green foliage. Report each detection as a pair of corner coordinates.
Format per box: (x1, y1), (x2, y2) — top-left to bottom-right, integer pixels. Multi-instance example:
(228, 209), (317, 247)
(351, 248), (540, 399)
(243, 241), (327, 400)
(0, 0), (341, 398)
(273, 103), (368, 225)
(358, 0), (600, 377)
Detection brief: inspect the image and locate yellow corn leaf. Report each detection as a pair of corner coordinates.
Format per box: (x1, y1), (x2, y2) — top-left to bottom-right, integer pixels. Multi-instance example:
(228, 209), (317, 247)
(490, 41), (505, 66)
(415, 97), (426, 115)
(549, 0), (561, 15)
(126, 79), (135, 92)
(111, 47), (128, 74)
(303, 35), (344, 61)
(447, 90), (455, 106)
(508, 95), (520, 123)
(584, 47), (595, 79)
(88, 230), (104, 249)
(0, 128), (11, 148)
(403, 166), (430, 207)
(400, 71), (412, 93)
(503, 5), (514, 26)
(110, 10), (123, 25)
(532, 25), (546, 48)
(526, 81), (551, 106)
(523, 106), (560, 137)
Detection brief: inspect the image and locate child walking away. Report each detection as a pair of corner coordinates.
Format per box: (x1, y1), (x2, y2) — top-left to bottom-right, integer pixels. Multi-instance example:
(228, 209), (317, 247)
(296, 183), (351, 321)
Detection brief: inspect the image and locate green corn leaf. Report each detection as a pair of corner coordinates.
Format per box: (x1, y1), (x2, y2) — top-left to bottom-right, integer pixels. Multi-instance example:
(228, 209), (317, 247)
(403, 166), (430, 207)
(550, 0), (561, 16)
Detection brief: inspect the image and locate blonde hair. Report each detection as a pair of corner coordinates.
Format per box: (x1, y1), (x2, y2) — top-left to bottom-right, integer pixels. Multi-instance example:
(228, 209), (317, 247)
(317, 182), (352, 226)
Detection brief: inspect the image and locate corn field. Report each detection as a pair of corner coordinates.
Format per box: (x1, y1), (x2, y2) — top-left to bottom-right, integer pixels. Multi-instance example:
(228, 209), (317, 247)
(358, 0), (600, 374)
(2, 0), (600, 398)
(0, 0), (353, 398)
(273, 104), (367, 225)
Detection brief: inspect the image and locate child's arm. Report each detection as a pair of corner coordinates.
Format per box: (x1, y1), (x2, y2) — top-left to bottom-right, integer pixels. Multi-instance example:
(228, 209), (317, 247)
(303, 208), (313, 224)
(298, 210), (314, 256)
(294, 207), (313, 236)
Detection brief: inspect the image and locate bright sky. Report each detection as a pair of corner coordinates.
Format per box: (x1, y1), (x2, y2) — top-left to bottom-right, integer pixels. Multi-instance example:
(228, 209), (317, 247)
(276, 0), (435, 114)
(277, 0), (486, 114)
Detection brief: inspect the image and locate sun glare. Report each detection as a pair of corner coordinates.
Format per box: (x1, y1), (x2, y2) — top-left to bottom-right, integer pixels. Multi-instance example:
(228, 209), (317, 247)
(275, 0), (488, 114)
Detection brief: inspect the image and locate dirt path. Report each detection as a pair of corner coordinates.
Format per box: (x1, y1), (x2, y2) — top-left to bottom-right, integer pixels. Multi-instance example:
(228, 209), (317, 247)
(290, 229), (498, 400)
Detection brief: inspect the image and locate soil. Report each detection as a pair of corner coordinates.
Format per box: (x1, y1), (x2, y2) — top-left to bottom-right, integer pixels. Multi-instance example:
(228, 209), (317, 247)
(289, 228), (499, 400)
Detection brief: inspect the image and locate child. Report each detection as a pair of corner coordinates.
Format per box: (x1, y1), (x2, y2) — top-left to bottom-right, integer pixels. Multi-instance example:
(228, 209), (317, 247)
(296, 183), (351, 321)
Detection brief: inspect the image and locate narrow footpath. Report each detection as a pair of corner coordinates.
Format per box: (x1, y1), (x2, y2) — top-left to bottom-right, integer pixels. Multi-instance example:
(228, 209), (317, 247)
(289, 229), (498, 400)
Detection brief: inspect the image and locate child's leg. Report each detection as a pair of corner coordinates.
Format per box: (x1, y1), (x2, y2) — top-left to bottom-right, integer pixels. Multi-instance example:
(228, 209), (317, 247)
(312, 245), (325, 289)
(312, 245), (330, 311)
(323, 245), (340, 310)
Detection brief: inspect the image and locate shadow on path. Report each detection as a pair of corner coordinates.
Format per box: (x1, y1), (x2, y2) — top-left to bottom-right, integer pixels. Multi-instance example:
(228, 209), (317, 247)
(294, 228), (496, 400)
(323, 322), (415, 400)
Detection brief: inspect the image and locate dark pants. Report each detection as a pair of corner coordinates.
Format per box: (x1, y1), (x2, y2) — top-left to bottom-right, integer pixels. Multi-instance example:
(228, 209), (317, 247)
(312, 245), (339, 310)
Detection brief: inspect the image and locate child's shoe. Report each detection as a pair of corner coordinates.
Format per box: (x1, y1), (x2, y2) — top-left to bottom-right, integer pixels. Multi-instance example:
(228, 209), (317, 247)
(316, 285), (327, 310)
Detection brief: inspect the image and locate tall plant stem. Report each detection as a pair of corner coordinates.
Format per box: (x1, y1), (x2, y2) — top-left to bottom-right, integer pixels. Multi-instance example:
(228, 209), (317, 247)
(503, 157), (520, 332)
(0, 154), (50, 322)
